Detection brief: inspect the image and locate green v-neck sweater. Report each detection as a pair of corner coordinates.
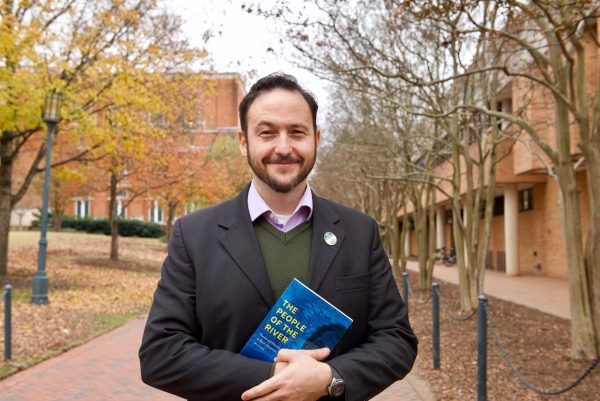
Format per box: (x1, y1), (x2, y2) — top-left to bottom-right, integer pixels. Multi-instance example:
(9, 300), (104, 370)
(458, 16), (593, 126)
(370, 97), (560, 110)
(253, 217), (313, 300)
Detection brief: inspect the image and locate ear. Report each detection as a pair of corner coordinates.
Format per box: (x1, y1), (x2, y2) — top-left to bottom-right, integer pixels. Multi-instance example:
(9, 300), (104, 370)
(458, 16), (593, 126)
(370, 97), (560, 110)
(315, 127), (321, 148)
(238, 130), (248, 156)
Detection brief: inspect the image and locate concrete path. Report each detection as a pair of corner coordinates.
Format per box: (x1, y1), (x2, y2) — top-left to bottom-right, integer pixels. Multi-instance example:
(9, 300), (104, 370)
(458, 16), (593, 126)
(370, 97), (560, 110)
(0, 316), (433, 401)
(406, 260), (570, 319)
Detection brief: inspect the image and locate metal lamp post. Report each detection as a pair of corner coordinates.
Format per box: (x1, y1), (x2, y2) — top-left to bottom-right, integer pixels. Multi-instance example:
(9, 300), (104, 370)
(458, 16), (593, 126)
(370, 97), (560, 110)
(31, 91), (62, 305)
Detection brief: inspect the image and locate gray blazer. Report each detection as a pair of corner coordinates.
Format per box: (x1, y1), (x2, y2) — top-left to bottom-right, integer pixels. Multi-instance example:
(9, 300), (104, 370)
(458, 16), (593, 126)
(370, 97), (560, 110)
(139, 185), (417, 401)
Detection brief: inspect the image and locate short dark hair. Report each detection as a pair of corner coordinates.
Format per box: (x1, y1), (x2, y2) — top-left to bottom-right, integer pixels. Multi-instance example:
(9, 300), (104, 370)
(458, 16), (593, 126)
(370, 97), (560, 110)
(238, 72), (318, 137)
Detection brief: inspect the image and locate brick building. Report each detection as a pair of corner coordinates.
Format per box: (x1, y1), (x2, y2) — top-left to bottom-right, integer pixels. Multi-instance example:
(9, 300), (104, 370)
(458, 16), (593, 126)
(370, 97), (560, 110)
(12, 72), (246, 227)
(400, 20), (598, 280)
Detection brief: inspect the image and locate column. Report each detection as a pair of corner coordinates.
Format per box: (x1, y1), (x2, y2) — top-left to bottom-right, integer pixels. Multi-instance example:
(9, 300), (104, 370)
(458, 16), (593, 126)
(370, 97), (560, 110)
(504, 184), (519, 276)
(436, 206), (445, 251)
(404, 228), (411, 256)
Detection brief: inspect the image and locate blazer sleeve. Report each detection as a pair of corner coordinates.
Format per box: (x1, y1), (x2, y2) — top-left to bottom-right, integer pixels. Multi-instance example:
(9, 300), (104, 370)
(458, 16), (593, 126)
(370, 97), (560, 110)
(139, 219), (272, 401)
(327, 219), (418, 401)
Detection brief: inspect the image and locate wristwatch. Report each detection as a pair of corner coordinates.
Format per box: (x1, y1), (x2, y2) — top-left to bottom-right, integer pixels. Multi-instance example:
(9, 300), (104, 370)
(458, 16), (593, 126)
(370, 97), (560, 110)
(327, 368), (345, 397)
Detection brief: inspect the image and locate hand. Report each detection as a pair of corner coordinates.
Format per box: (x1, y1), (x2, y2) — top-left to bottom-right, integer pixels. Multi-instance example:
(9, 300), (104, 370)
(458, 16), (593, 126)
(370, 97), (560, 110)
(241, 348), (332, 401)
(271, 347), (329, 376)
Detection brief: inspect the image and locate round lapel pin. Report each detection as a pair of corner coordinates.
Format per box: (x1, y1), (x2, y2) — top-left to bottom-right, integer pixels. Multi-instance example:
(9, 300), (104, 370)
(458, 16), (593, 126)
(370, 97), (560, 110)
(324, 232), (337, 246)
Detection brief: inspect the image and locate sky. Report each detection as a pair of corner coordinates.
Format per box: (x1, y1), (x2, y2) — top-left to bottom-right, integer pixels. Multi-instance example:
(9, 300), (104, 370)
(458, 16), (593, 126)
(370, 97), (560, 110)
(166, 0), (331, 120)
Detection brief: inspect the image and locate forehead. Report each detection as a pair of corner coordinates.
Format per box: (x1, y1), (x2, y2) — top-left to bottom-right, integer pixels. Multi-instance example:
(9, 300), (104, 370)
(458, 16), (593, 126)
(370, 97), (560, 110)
(246, 88), (312, 129)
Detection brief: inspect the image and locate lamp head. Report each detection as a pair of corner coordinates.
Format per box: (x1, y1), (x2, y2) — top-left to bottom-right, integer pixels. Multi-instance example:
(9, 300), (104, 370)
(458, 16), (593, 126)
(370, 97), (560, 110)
(42, 91), (62, 124)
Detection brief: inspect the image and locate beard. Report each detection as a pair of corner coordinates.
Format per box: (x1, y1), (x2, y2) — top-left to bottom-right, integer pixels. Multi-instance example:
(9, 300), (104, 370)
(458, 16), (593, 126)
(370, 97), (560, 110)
(247, 148), (316, 193)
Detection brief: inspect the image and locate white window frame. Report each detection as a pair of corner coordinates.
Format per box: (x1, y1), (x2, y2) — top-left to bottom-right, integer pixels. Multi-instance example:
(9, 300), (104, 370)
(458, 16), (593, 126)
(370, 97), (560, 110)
(75, 199), (90, 218)
(149, 201), (163, 223)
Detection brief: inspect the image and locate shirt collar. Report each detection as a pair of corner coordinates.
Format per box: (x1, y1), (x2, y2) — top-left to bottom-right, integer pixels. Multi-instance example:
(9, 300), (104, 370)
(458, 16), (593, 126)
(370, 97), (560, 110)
(247, 180), (313, 223)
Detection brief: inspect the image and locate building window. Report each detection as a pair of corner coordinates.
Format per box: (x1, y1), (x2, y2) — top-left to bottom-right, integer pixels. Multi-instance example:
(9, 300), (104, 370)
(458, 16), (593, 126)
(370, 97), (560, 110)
(519, 188), (533, 212)
(148, 113), (166, 128)
(150, 201), (163, 223)
(179, 113), (199, 131)
(493, 196), (504, 216)
(116, 200), (127, 218)
(75, 200), (90, 218)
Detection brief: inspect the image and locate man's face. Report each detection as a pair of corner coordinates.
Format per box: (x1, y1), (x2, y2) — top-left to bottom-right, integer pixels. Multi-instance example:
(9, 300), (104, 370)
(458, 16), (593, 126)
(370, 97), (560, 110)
(239, 88), (320, 194)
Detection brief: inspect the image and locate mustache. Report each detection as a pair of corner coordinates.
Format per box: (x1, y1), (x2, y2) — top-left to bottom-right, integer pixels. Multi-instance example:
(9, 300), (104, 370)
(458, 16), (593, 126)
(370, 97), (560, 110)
(264, 156), (303, 164)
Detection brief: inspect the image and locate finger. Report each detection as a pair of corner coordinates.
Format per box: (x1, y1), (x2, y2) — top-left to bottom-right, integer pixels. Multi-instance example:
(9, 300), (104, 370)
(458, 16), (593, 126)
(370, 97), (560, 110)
(274, 348), (299, 362)
(307, 347), (330, 361)
(273, 361), (288, 375)
(241, 377), (279, 401)
(242, 388), (285, 401)
(275, 347), (330, 363)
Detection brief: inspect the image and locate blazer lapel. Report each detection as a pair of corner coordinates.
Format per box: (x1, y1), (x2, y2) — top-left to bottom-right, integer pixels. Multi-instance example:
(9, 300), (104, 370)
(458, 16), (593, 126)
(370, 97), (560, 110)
(218, 187), (274, 307)
(308, 194), (345, 291)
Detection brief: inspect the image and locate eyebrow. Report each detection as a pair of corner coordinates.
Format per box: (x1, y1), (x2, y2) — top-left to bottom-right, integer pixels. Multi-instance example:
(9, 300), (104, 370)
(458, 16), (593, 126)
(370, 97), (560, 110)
(255, 121), (310, 131)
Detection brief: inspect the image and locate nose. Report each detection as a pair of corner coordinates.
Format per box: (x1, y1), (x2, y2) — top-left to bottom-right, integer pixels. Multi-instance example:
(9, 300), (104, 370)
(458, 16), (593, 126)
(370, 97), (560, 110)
(274, 133), (292, 155)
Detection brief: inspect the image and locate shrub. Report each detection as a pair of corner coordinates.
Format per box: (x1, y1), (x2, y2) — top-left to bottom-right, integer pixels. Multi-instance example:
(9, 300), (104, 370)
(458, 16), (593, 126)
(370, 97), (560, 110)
(118, 219), (145, 237)
(55, 216), (164, 238)
(139, 223), (165, 238)
(30, 208), (52, 229)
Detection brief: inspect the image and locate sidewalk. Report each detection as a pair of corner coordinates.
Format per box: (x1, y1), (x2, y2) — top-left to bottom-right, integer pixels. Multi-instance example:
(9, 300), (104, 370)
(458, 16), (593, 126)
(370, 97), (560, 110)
(406, 260), (570, 319)
(0, 316), (433, 401)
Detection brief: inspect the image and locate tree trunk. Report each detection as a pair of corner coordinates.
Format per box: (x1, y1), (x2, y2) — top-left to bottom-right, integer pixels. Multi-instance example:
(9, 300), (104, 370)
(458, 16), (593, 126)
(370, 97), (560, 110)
(425, 189), (436, 289)
(389, 211), (401, 279)
(453, 207), (474, 311)
(399, 206), (409, 274)
(55, 212), (62, 231)
(415, 205), (429, 290)
(165, 200), (177, 241)
(585, 142), (600, 355)
(557, 169), (596, 359)
(553, 62), (597, 357)
(52, 187), (62, 232)
(0, 133), (14, 276)
(462, 144), (479, 308)
(109, 171), (119, 261)
(450, 131), (475, 311)
(477, 144), (498, 293)
(578, 43), (600, 355)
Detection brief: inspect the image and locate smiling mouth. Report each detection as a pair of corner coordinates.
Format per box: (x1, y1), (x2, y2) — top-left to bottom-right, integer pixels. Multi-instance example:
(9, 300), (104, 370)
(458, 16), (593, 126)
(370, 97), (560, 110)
(265, 158), (302, 165)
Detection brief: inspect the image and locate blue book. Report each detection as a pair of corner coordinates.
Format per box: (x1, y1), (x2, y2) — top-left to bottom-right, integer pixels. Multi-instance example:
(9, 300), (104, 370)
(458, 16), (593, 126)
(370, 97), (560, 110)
(240, 278), (353, 362)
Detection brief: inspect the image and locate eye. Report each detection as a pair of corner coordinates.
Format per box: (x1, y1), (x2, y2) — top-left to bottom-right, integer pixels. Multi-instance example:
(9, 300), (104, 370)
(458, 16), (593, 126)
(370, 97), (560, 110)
(259, 130), (275, 137)
(291, 130), (306, 137)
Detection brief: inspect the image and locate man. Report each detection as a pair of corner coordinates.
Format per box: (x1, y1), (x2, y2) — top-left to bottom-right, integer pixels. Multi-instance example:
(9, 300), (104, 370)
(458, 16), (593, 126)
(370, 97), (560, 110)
(139, 73), (417, 401)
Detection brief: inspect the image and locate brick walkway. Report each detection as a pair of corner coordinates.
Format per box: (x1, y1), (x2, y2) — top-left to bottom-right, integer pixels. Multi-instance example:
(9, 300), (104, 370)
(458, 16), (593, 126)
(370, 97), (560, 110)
(0, 317), (180, 401)
(0, 317), (433, 401)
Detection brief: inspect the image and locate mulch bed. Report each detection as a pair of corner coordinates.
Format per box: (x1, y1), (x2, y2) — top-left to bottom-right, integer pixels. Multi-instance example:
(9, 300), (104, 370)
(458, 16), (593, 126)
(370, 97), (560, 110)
(404, 271), (599, 401)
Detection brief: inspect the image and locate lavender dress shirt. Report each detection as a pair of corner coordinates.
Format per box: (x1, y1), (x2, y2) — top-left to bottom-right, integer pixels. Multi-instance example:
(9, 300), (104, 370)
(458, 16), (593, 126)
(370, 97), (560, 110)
(247, 181), (313, 232)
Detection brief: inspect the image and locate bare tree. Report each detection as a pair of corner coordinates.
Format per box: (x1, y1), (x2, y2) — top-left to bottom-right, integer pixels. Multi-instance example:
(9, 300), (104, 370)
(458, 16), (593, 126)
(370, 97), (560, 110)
(252, 0), (600, 359)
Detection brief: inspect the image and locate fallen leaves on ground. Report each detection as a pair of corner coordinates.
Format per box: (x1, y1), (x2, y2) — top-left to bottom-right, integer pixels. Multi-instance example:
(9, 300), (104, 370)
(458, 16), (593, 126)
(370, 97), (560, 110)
(406, 270), (599, 401)
(2, 235), (598, 400)
(0, 233), (165, 378)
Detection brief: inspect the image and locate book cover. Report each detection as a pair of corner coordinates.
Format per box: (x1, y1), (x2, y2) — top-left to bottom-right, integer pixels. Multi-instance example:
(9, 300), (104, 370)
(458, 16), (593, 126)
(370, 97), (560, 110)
(240, 278), (353, 362)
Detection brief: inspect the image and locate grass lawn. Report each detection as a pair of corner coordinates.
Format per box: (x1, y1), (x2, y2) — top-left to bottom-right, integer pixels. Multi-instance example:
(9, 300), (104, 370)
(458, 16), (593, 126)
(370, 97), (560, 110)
(0, 231), (165, 380)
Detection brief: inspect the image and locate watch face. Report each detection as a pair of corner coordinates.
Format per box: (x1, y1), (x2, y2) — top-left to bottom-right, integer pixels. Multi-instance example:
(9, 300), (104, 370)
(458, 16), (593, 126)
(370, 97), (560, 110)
(329, 379), (345, 397)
